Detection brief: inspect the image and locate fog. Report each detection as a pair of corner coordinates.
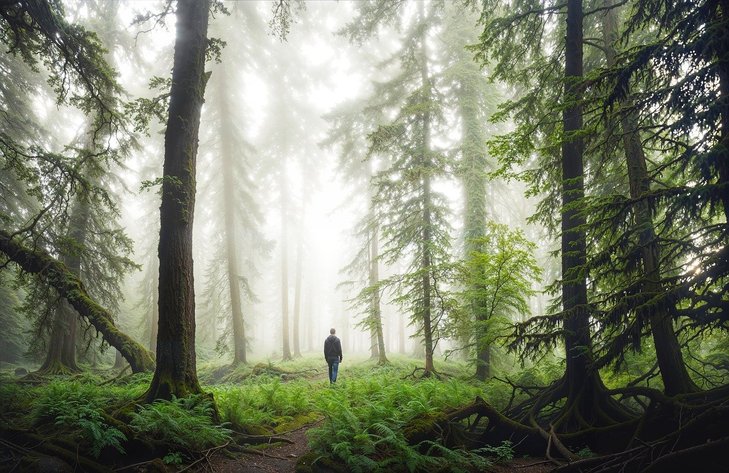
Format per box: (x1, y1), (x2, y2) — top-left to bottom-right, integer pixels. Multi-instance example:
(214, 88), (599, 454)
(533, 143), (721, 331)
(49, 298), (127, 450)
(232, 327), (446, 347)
(111, 1), (548, 363)
(2, 0), (549, 367)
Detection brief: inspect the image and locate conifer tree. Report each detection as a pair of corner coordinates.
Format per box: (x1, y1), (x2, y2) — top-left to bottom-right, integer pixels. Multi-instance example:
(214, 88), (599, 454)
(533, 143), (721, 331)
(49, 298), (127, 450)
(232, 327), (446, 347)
(146, 0), (211, 401)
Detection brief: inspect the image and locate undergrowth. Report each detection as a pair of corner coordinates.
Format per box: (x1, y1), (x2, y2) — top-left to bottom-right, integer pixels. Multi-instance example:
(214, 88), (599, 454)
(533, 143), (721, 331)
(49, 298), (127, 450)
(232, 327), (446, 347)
(129, 394), (232, 452)
(1, 355), (520, 470)
(305, 360), (503, 472)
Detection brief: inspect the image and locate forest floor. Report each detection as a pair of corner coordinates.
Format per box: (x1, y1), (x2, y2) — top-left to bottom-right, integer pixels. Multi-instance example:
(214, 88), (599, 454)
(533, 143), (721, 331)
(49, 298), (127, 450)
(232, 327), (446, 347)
(203, 421), (555, 473)
(206, 422), (317, 473)
(0, 355), (563, 473)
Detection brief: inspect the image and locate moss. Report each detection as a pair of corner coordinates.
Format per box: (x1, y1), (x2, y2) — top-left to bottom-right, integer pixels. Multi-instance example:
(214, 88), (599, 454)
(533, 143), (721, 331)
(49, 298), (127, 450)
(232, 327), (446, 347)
(296, 451), (348, 473)
(402, 411), (448, 444)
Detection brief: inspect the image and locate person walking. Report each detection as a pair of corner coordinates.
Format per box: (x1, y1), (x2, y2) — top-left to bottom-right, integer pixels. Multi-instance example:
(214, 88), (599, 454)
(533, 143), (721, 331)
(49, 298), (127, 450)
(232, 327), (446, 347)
(324, 328), (343, 384)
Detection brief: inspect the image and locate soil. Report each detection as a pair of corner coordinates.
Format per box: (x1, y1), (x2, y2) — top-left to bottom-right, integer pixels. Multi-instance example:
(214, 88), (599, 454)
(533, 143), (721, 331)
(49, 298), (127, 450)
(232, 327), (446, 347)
(489, 458), (556, 473)
(205, 424), (316, 473)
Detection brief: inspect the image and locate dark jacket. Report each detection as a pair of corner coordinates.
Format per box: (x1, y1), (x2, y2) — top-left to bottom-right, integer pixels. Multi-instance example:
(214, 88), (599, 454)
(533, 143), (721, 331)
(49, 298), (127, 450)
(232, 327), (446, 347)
(324, 334), (343, 362)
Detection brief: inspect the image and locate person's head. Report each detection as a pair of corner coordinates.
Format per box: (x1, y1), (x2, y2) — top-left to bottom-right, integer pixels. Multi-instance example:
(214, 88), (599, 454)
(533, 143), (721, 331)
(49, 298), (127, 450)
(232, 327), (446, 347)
(330, 328), (336, 335)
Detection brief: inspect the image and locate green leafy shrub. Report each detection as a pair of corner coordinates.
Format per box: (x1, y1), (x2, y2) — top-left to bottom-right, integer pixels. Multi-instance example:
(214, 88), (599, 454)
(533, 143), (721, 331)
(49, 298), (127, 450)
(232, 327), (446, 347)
(129, 395), (231, 452)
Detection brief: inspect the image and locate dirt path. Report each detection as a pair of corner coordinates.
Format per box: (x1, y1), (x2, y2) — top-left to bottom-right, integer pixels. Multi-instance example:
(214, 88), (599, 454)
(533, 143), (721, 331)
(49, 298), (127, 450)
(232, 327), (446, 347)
(206, 424), (318, 473)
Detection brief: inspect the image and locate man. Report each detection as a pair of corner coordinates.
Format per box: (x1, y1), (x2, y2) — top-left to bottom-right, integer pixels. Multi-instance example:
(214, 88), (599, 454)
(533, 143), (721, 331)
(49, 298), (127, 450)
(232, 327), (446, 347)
(324, 328), (343, 384)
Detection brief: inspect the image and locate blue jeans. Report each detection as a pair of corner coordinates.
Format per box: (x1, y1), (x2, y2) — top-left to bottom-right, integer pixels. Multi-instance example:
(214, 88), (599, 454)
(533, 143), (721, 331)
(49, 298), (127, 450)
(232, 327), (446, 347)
(327, 359), (340, 383)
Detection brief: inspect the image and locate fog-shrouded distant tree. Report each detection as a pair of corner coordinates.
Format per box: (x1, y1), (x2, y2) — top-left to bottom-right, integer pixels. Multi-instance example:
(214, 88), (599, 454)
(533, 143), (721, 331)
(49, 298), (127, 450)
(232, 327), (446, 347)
(440, 2), (503, 379)
(324, 92), (389, 365)
(198, 52), (268, 365)
(145, 0), (211, 401)
(343, 0), (456, 377)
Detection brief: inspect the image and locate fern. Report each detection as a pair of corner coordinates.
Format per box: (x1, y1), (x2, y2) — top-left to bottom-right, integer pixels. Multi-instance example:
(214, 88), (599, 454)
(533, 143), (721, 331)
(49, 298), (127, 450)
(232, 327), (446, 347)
(474, 440), (514, 462)
(31, 380), (126, 457)
(55, 406), (126, 457)
(129, 395), (231, 452)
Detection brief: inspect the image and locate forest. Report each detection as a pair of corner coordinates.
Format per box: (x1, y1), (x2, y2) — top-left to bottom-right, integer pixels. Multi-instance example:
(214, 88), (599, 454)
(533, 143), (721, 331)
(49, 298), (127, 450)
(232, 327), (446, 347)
(0, 0), (727, 472)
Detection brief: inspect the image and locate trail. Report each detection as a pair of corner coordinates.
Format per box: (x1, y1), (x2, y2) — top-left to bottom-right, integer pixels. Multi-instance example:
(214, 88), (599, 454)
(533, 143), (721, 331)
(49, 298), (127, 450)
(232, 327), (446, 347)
(206, 423), (320, 473)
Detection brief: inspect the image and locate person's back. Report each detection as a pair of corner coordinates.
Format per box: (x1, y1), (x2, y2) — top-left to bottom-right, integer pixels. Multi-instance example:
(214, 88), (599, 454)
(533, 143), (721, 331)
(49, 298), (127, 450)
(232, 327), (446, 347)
(324, 334), (342, 360)
(324, 328), (342, 383)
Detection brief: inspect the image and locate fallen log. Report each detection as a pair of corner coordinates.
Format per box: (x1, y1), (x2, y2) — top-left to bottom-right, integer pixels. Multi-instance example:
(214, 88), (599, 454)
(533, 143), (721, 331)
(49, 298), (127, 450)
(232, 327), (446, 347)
(0, 230), (155, 373)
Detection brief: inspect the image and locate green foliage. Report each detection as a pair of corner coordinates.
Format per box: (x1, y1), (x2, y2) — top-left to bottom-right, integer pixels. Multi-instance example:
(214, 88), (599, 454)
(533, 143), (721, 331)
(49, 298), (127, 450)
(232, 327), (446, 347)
(129, 395), (232, 452)
(214, 378), (315, 432)
(31, 380), (126, 457)
(163, 452), (184, 465)
(55, 404), (126, 457)
(307, 366), (487, 472)
(450, 222), (542, 366)
(474, 440), (514, 462)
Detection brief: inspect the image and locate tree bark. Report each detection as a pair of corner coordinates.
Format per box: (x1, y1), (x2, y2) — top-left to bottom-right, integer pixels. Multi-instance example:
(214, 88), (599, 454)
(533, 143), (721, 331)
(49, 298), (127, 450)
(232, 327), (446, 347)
(561, 0), (603, 418)
(149, 275), (158, 353)
(146, 0), (210, 402)
(601, 0), (697, 396)
(0, 229), (155, 372)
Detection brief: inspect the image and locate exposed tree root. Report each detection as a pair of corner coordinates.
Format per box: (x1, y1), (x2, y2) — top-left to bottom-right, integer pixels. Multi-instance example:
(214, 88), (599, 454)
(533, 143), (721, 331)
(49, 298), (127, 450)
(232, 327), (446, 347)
(402, 367), (447, 380)
(406, 377), (729, 472)
(1, 429), (112, 472)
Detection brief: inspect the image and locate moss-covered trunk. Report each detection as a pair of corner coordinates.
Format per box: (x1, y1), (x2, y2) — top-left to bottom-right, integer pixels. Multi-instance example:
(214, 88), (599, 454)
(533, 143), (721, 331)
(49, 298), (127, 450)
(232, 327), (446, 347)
(145, 0), (210, 402)
(0, 229), (155, 372)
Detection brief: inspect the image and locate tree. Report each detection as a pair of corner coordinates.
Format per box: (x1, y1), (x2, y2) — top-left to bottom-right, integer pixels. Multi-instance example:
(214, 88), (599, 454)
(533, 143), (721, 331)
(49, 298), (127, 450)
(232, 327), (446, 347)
(595, 0), (697, 395)
(366, 1), (454, 376)
(0, 230), (154, 372)
(474, 0), (632, 432)
(441, 2), (500, 378)
(145, 0), (211, 401)
(451, 223), (541, 377)
(0, 0), (152, 372)
(324, 94), (390, 365)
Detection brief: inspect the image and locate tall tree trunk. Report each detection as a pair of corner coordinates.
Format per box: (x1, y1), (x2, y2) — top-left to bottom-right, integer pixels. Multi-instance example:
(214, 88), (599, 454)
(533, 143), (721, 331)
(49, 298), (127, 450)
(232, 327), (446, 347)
(0, 230), (155, 372)
(458, 73), (490, 380)
(559, 0), (613, 427)
(419, 1), (435, 376)
(218, 66), (247, 366)
(369, 220), (388, 364)
(280, 167), (292, 361)
(601, 0), (696, 396)
(149, 274), (158, 353)
(146, 0), (210, 402)
(293, 233), (303, 357)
